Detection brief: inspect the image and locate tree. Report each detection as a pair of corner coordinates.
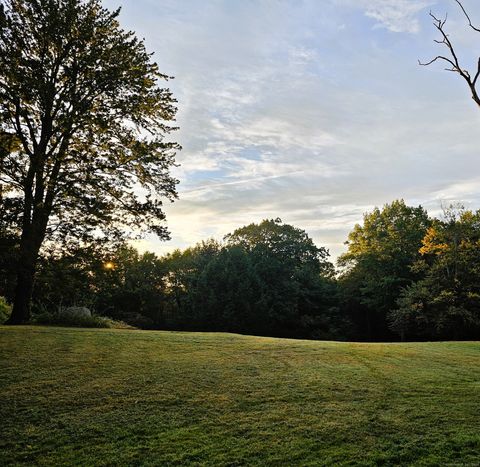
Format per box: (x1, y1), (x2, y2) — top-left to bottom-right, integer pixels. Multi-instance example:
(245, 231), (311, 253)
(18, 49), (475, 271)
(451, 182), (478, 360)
(160, 220), (339, 338)
(31, 242), (168, 328)
(338, 200), (431, 340)
(0, 132), (21, 303)
(0, 228), (18, 301)
(390, 206), (480, 340)
(32, 240), (111, 312)
(162, 240), (222, 329)
(94, 246), (167, 328)
(225, 219), (337, 338)
(420, 0), (480, 108)
(225, 218), (333, 276)
(0, 0), (179, 323)
(193, 245), (263, 333)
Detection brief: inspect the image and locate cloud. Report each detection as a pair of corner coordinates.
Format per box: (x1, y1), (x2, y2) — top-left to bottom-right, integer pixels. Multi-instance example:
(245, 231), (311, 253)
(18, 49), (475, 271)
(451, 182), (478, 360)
(430, 177), (480, 204)
(180, 171), (306, 199)
(339, 0), (434, 33)
(289, 46), (318, 66)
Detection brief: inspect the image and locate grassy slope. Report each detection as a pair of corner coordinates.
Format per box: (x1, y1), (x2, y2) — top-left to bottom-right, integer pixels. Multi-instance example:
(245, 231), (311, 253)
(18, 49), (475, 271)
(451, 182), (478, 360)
(0, 327), (479, 466)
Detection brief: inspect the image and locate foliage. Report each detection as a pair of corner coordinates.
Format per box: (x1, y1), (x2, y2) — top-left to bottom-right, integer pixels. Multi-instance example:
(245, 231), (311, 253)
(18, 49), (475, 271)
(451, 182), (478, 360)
(391, 207), (480, 340)
(187, 245), (262, 333)
(338, 200), (431, 340)
(95, 246), (167, 327)
(225, 218), (333, 275)
(0, 296), (11, 323)
(32, 242), (166, 328)
(32, 309), (133, 328)
(1, 327), (479, 465)
(1, 202), (479, 340)
(0, 0), (179, 322)
(162, 220), (339, 338)
(32, 242), (110, 310)
(225, 219), (338, 337)
(160, 239), (222, 328)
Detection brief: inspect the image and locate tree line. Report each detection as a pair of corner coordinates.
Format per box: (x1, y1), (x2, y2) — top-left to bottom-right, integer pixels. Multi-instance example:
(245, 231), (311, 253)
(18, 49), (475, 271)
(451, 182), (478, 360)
(2, 200), (480, 341)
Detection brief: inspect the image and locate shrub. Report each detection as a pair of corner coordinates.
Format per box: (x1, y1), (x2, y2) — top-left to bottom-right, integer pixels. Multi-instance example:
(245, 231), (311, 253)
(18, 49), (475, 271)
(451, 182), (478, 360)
(0, 296), (12, 324)
(118, 312), (155, 329)
(32, 310), (135, 329)
(98, 317), (136, 330)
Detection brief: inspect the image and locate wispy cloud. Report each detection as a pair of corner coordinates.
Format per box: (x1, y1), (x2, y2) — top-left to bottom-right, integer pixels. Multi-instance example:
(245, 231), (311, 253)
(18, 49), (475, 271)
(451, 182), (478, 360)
(339, 0), (434, 33)
(365, 0), (434, 33)
(180, 171), (306, 198)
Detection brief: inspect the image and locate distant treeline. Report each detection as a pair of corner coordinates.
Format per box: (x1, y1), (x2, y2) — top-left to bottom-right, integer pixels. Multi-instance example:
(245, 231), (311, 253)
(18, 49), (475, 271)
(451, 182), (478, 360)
(1, 199), (480, 341)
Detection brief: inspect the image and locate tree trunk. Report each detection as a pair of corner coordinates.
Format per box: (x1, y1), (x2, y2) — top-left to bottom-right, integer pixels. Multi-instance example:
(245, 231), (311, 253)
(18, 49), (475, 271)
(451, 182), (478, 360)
(9, 268), (36, 324)
(7, 215), (47, 324)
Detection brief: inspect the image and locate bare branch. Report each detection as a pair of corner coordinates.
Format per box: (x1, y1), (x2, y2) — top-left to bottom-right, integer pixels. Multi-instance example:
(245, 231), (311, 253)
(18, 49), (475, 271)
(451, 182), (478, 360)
(473, 58), (480, 86)
(454, 0), (480, 32)
(418, 55), (457, 70)
(421, 3), (480, 109)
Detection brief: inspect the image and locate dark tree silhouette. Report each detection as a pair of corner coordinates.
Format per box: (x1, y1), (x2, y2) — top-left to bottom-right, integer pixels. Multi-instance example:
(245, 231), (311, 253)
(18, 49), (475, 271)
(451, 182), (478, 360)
(0, 0), (179, 324)
(420, 0), (480, 108)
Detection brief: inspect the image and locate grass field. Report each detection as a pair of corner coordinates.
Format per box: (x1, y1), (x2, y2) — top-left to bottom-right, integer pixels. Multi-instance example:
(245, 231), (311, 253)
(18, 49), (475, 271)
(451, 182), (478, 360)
(1, 326), (479, 466)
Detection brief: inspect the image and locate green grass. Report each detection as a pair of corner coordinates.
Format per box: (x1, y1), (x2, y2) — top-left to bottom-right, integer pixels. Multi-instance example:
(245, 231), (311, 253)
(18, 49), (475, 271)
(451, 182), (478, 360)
(1, 327), (479, 466)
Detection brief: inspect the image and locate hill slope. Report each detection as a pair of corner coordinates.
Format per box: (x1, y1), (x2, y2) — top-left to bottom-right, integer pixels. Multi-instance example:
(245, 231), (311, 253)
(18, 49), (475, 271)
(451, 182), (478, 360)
(1, 326), (479, 465)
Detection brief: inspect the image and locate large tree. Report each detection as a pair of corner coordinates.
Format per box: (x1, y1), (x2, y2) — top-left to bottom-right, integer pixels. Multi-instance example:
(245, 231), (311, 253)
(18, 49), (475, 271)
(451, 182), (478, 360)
(160, 220), (340, 339)
(225, 219), (337, 338)
(338, 200), (431, 340)
(0, 0), (179, 323)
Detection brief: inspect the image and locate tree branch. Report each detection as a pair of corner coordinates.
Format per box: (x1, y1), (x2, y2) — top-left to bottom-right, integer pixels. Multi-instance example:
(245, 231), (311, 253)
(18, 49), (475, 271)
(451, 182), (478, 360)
(420, 4), (480, 109)
(454, 0), (480, 32)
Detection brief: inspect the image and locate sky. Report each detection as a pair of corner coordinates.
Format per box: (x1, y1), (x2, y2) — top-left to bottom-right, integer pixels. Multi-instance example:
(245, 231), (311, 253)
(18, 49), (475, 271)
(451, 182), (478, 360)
(104, 0), (480, 260)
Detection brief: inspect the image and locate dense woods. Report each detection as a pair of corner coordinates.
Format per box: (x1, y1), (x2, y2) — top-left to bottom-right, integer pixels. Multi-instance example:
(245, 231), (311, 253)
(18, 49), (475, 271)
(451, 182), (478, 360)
(1, 200), (479, 341)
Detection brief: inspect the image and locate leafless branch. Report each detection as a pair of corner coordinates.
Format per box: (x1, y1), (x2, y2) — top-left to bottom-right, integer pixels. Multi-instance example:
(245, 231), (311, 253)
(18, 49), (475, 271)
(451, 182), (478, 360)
(454, 0), (480, 32)
(418, 55), (457, 70)
(420, 2), (480, 109)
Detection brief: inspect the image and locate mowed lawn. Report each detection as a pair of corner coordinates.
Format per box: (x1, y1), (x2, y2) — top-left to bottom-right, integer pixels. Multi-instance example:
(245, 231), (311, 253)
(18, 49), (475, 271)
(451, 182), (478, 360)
(0, 327), (479, 466)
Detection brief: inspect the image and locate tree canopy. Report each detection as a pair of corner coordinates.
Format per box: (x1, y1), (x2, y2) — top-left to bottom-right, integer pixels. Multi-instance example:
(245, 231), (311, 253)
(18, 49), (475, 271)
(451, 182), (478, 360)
(338, 200), (431, 340)
(391, 206), (480, 340)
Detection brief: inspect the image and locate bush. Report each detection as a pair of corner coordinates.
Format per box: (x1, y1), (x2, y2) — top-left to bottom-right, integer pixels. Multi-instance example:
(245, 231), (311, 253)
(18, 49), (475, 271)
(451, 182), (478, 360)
(0, 296), (12, 324)
(117, 312), (155, 329)
(32, 310), (135, 329)
(97, 317), (136, 329)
